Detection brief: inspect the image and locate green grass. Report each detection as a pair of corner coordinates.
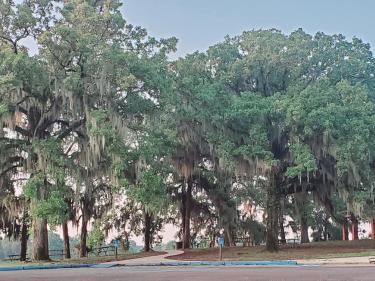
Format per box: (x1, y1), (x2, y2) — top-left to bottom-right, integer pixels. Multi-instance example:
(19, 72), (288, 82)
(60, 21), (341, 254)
(0, 261), (51, 267)
(314, 250), (375, 259)
(230, 250), (375, 261)
(0, 251), (166, 267)
(170, 240), (375, 261)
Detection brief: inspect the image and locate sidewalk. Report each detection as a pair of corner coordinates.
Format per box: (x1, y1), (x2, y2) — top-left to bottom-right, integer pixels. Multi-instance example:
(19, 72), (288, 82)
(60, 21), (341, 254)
(114, 250), (184, 265)
(94, 250), (297, 267)
(92, 250), (184, 267)
(96, 250), (375, 267)
(297, 256), (375, 266)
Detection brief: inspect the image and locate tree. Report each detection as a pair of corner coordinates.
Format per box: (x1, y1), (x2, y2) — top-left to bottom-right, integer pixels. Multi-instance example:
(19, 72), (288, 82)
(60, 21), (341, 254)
(171, 29), (375, 251)
(0, 0), (176, 260)
(126, 154), (170, 251)
(87, 225), (105, 251)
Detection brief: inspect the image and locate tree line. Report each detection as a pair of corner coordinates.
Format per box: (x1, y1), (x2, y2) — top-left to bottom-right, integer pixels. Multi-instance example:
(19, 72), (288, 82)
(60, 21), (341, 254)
(1, 0), (375, 261)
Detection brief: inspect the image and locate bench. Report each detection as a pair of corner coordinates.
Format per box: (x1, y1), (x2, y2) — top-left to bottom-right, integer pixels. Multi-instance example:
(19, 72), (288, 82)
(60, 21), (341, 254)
(6, 254), (30, 261)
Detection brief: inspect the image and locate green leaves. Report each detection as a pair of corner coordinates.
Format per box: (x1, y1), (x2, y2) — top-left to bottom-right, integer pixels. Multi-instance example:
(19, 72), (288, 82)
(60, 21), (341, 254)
(24, 173), (45, 200)
(165, 28), (375, 221)
(287, 142), (316, 178)
(32, 190), (68, 226)
(87, 225), (105, 249)
(281, 78), (375, 180)
(24, 173), (68, 226)
(0, 102), (9, 116)
(127, 169), (167, 213)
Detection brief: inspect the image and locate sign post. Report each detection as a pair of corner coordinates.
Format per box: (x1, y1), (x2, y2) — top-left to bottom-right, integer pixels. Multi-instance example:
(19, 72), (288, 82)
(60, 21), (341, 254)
(217, 237), (224, 261)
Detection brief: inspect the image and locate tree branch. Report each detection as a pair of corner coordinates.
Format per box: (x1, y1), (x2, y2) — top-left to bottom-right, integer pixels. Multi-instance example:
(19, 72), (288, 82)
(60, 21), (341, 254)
(0, 164), (22, 177)
(15, 126), (32, 138)
(57, 118), (86, 140)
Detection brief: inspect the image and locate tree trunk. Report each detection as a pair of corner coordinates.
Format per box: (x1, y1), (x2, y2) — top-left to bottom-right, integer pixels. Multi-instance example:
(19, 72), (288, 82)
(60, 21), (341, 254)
(351, 223), (359, 240)
(342, 222), (349, 240)
(62, 222), (71, 259)
(265, 173), (279, 252)
(183, 179), (192, 249)
(79, 214), (89, 258)
(32, 218), (49, 260)
(144, 211), (151, 252)
(295, 191), (309, 243)
(121, 231), (129, 251)
(350, 214), (359, 240)
(20, 222), (28, 261)
(300, 216), (309, 243)
(279, 201), (286, 244)
(323, 216), (329, 241)
(279, 219), (286, 244)
(224, 225), (235, 247)
(351, 220), (359, 240)
(180, 191), (186, 244)
(371, 218), (375, 240)
(32, 180), (49, 261)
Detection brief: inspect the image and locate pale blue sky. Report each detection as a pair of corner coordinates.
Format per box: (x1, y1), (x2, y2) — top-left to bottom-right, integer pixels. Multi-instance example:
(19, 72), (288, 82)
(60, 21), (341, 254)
(123, 0), (375, 58)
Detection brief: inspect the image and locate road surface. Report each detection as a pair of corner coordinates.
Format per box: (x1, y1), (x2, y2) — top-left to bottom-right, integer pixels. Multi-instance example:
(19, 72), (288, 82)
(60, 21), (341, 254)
(1, 265), (375, 281)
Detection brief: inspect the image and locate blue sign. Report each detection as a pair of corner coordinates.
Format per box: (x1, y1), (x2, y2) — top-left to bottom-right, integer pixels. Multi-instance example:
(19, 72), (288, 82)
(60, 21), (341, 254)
(218, 237), (225, 246)
(113, 240), (120, 248)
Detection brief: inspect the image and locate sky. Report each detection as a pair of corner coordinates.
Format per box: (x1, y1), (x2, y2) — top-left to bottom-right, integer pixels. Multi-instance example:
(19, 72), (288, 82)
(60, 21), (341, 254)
(123, 0), (375, 58)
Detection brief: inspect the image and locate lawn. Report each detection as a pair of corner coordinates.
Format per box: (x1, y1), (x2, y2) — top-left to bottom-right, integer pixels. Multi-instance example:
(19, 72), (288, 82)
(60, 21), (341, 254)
(0, 251), (166, 267)
(168, 240), (375, 261)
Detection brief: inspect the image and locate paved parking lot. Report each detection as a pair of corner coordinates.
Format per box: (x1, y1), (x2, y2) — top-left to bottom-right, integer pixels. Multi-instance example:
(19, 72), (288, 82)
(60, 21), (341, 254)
(1, 265), (375, 281)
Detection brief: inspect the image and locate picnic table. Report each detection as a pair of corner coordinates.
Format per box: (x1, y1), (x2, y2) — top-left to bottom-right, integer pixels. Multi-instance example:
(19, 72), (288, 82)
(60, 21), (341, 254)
(279, 238), (299, 244)
(5, 254), (30, 261)
(235, 237), (254, 247)
(49, 249), (64, 259)
(5, 250), (63, 261)
(88, 246), (116, 257)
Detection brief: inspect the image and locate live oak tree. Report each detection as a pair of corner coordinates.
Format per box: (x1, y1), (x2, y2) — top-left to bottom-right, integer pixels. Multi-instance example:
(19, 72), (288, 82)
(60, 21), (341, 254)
(0, 0), (175, 260)
(124, 115), (176, 251)
(171, 29), (375, 251)
(167, 54), (213, 249)
(171, 31), (294, 251)
(276, 32), (375, 236)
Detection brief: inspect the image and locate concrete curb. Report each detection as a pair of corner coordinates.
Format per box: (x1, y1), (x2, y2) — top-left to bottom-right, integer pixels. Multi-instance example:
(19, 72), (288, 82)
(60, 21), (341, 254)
(0, 260), (299, 270)
(93, 260), (298, 267)
(159, 260), (298, 266)
(91, 263), (118, 268)
(0, 263), (97, 271)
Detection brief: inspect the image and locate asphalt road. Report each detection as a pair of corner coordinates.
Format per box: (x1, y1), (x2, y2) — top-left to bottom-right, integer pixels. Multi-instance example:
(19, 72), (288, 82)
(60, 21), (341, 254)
(1, 265), (375, 281)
